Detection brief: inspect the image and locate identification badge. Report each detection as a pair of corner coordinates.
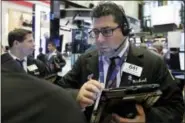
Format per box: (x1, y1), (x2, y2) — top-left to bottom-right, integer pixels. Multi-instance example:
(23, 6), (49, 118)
(122, 62), (143, 77)
(27, 64), (38, 72)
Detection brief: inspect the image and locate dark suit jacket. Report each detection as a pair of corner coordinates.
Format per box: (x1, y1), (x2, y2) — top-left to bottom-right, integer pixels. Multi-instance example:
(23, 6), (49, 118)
(1, 53), (25, 73)
(46, 50), (66, 73)
(1, 54), (87, 123)
(1, 53), (51, 78)
(37, 53), (47, 63)
(27, 55), (51, 78)
(57, 44), (184, 123)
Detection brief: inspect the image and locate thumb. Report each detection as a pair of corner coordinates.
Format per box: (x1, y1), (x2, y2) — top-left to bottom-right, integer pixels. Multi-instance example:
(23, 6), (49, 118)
(136, 104), (144, 115)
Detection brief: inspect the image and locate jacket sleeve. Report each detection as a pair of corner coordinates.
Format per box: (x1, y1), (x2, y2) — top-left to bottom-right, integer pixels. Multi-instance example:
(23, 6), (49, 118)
(57, 53), (66, 68)
(145, 56), (184, 123)
(56, 54), (83, 89)
(34, 59), (51, 77)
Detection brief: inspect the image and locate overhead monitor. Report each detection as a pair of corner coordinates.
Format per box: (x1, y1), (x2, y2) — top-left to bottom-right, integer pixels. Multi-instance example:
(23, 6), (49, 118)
(179, 52), (184, 71)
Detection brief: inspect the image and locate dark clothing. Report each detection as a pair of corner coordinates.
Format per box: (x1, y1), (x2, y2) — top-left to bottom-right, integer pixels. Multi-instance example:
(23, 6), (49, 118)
(1, 53), (25, 73)
(37, 53), (47, 63)
(46, 50), (66, 73)
(1, 53), (51, 78)
(27, 55), (51, 78)
(56, 44), (184, 123)
(1, 55), (87, 123)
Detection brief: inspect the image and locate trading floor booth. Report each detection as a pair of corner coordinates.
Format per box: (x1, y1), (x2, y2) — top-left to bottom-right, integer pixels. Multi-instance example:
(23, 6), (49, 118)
(168, 32), (185, 93)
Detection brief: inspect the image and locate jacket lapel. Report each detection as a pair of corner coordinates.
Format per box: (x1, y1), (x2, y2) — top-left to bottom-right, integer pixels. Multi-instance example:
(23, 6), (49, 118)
(120, 45), (144, 86)
(85, 51), (99, 80)
(1, 53), (26, 73)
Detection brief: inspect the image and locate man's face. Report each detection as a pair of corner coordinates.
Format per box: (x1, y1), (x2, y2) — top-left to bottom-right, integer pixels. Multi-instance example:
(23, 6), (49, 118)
(48, 44), (54, 52)
(92, 15), (124, 57)
(18, 33), (35, 57)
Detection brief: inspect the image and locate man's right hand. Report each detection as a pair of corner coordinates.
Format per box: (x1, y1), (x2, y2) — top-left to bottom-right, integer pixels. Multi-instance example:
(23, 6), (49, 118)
(76, 79), (104, 109)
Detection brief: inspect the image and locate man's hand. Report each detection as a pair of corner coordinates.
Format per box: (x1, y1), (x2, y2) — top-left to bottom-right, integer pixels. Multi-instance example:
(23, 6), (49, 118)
(76, 79), (104, 109)
(111, 104), (146, 123)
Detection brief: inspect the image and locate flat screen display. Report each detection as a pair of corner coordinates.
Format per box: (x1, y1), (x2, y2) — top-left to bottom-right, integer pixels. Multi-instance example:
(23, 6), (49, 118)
(179, 52), (184, 71)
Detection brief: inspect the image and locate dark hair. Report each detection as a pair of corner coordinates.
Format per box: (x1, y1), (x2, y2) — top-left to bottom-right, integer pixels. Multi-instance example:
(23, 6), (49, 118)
(91, 2), (126, 27)
(8, 28), (32, 48)
(48, 41), (56, 47)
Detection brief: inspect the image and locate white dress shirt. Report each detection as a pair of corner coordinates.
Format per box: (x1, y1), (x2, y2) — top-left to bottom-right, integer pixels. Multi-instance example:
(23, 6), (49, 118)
(48, 49), (57, 60)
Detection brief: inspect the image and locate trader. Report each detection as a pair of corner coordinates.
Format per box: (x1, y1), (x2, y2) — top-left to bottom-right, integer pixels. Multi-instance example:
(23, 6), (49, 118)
(57, 2), (184, 123)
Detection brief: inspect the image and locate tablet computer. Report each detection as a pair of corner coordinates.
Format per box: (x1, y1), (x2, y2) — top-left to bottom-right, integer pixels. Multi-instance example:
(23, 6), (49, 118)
(90, 84), (162, 123)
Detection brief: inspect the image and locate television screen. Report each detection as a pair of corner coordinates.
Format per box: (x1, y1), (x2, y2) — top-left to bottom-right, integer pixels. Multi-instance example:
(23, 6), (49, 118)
(179, 52), (184, 71)
(53, 38), (60, 47)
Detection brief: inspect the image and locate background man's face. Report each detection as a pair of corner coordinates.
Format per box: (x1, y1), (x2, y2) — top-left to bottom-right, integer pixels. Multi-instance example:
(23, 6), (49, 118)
(48, 44), (54, 52)
(18, 34), (35, 57)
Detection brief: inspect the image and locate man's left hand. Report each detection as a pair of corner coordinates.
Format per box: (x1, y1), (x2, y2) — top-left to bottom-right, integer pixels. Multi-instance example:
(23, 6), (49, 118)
(111, 104), (146, 123)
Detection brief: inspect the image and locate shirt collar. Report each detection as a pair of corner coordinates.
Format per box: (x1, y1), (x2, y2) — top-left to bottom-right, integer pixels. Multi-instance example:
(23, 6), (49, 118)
(9, 50), (19, 60)
(50, 49), (57, 54)
(118, 38), (129, 58)
(9, 50), (27, 61)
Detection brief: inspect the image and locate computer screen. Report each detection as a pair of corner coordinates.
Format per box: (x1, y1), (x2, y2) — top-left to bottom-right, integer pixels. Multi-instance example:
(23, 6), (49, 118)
(53, 38), (60, 47)
(179, 52), (184, 71)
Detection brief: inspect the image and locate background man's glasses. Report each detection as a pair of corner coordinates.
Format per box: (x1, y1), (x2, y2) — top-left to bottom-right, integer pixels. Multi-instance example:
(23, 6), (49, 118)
(89, 26), (120, 38)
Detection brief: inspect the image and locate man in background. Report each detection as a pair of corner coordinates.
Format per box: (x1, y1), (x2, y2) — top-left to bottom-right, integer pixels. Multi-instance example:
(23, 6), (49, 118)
(46, 41), (66, 74)
(1, 28), (50, 78)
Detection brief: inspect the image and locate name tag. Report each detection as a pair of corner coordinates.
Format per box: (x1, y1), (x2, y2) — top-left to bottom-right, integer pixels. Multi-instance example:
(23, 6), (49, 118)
(27, 64), (38, 72)
(122, 62), (143, 77)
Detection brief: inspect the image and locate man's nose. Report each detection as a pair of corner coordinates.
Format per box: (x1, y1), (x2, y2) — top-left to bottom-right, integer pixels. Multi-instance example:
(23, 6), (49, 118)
(97, 33), (106, 43)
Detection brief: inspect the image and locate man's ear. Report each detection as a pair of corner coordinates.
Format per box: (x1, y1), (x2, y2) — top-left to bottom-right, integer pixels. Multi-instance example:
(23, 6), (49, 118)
(13, 40), (20, 47)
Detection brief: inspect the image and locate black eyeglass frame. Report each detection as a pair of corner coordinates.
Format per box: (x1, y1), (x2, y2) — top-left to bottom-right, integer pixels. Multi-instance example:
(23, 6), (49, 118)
(89, 25), (120, 38)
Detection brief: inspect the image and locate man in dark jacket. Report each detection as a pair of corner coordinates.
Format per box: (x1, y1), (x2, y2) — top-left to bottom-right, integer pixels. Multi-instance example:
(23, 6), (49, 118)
(46, 41), (66, 73)
(1, 52), (87, 123)
(3, 28), (50, 78)
(56, 2), (184, 123)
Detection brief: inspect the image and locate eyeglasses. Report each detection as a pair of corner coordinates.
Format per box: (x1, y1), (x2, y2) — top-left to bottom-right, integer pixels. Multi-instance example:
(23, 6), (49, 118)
(89, 26), (120, 38)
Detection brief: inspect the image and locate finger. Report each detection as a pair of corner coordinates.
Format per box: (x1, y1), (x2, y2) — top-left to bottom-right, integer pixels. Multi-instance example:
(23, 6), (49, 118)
(80, 96), (94, 106)
(112, 114), (128, 123)
(88, 79), (104, 90)
(113, 115), (142, 123)
(112, 114), (137, 123)
(83, 90), (97, 100)
(86, 83), (101, 93)
(136, 104), (144, 115)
